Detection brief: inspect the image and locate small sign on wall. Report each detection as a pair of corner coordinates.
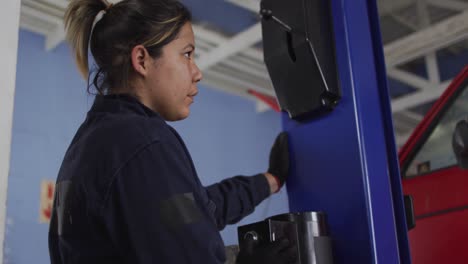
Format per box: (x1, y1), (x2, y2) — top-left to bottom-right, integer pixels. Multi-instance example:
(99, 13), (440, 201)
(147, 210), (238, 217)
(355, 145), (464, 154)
(40, 180), (55, 223)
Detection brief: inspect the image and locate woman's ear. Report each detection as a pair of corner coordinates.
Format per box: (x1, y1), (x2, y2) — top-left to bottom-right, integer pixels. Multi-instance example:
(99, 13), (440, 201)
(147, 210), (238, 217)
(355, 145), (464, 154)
(131, 45), (150, 77)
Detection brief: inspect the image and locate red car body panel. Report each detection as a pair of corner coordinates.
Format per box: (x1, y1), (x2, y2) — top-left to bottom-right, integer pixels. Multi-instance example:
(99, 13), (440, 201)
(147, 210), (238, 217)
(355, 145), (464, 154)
(399, 66), (468, 264)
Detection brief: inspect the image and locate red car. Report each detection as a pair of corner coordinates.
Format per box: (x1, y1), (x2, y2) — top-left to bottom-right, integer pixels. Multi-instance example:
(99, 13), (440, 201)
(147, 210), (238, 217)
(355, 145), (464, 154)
(399, 66), (468, 264)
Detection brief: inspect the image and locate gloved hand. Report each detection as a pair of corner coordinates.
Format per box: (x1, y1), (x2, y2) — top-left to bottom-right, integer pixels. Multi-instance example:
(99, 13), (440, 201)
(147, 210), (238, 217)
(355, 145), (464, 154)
(452, 119), (468, 169)
(268, 132), (290, 187)
(236, 238), (297, 264)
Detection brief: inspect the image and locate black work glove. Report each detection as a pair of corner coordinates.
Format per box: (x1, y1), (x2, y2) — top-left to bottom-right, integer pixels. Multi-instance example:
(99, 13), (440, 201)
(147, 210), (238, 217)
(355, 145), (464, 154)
(268, 132), (290, 187)
(236, 238), (297, 264)
(453, 119), (468, 169)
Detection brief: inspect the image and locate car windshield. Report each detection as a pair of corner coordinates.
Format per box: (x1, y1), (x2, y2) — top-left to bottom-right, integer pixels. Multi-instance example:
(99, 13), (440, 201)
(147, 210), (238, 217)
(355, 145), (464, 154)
(405, 81), (468, 178)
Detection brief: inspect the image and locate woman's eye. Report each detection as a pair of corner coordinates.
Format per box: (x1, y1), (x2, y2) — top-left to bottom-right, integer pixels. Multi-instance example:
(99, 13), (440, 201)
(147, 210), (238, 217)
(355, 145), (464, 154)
(184, 51), (192, 59)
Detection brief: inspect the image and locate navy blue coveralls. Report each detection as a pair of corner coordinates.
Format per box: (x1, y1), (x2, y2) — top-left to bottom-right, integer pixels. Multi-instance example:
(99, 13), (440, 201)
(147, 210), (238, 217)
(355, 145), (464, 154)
(48, 94), (271, 264)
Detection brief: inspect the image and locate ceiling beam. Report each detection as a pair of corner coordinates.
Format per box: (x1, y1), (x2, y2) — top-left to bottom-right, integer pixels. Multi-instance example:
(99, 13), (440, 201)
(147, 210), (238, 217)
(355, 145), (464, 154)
(396, 131), (414, 147)
(225, 0), (260, 13)
(427, 0), (468, 11)
(201, 70), (268, 99)
(193, 24), (273, 98)
(197, 23), (262, 71)
(387, 69), (434, 90)
(40, 0), (69, 9)
(21, 4), (66, 51)
(24, 0), (466, 114)
(207, 67), (274, 96)
(21, 4), (62, 25)
(390, 13), (419, 31)
(400, 110), (424, 123)
(226, 0), (416, 16)
(193, 25), (264, 62)
(377, 0), (417, 15)
(46, 25), (65, 51)
(193, 26), (226, 46)
(201, 75), (254, 100)
(194, 38), (270, 81)
(416, 0), (441, 85)
(20, 20), (49, 36)
(384, 9), (468, 68)
(256, 100), (271, 113)
(391, 79), (452, 112)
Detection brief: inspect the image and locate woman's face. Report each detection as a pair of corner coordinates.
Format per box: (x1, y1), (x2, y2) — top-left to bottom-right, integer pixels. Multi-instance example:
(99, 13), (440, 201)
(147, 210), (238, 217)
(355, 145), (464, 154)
(137, 22), (203, 121)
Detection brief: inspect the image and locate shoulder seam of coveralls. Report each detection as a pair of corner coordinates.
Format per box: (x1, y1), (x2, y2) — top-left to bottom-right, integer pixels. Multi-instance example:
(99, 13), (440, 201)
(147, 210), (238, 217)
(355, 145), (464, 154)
(99, 139), (161, 213)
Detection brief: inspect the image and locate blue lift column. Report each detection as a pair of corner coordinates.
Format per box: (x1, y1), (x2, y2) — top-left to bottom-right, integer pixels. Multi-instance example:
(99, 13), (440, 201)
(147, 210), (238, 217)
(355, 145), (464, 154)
(283, 0), (411, 263)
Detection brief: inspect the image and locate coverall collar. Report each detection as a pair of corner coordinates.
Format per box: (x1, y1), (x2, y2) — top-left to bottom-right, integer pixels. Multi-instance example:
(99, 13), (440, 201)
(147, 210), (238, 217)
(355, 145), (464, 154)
(89, 93), (161, 118)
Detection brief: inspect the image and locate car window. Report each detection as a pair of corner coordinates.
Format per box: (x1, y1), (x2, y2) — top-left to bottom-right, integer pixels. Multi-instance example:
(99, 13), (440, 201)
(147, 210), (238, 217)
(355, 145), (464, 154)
(405, 82), (468, 178)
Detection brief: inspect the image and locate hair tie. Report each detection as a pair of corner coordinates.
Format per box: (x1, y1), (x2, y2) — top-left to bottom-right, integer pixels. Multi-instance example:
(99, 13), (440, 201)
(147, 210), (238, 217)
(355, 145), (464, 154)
(89, 9), (106, 48)
(86, 9), (107, 88)
(106, 3), (114, 11)
(90, 1), (113, 46)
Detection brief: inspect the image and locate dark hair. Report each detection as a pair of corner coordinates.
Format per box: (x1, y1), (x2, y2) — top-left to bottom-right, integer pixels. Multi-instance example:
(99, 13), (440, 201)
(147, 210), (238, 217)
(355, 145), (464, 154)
(64, 0), (192, 94)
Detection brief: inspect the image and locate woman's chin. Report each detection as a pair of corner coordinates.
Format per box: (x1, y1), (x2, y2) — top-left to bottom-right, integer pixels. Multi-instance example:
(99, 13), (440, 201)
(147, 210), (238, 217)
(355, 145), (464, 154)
(165, 109), (190, 122)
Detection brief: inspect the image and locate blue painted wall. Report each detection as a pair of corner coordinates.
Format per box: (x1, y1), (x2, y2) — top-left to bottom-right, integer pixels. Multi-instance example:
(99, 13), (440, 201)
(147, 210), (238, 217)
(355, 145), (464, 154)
(4, 30), (287, 263)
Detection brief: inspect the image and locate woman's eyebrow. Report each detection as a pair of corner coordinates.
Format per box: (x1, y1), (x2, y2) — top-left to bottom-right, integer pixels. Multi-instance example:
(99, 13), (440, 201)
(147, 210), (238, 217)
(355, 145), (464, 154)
(183, 44), (195, 50)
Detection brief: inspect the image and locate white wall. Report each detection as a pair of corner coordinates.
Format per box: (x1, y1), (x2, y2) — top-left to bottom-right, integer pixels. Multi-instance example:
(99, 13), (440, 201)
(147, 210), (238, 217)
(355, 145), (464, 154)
(0, 1), (20, 262)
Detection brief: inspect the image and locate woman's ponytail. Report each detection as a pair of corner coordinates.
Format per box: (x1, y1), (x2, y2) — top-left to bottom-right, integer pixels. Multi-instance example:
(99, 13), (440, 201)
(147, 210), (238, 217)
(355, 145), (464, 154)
(64, 0), (109, 79)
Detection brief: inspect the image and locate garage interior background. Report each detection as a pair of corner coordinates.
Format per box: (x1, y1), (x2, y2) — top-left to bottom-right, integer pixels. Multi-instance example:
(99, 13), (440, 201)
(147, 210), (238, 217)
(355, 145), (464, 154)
(3, 0), (468, 263)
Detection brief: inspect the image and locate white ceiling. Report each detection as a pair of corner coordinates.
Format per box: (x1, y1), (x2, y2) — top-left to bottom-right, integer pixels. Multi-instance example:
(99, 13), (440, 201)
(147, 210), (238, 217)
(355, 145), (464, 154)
(18, 0), (468, 146)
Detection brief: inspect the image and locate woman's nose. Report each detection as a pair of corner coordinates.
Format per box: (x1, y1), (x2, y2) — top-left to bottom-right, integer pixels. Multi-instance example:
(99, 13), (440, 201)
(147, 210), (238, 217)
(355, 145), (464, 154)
(193, 62), (203, 83)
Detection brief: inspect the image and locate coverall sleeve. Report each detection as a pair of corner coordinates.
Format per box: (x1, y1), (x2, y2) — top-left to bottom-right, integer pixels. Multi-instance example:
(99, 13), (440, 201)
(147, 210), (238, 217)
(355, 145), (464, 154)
(205, 174), (271, 230)
(100, 141), (226, 264)
(48, 194), (61, 264)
